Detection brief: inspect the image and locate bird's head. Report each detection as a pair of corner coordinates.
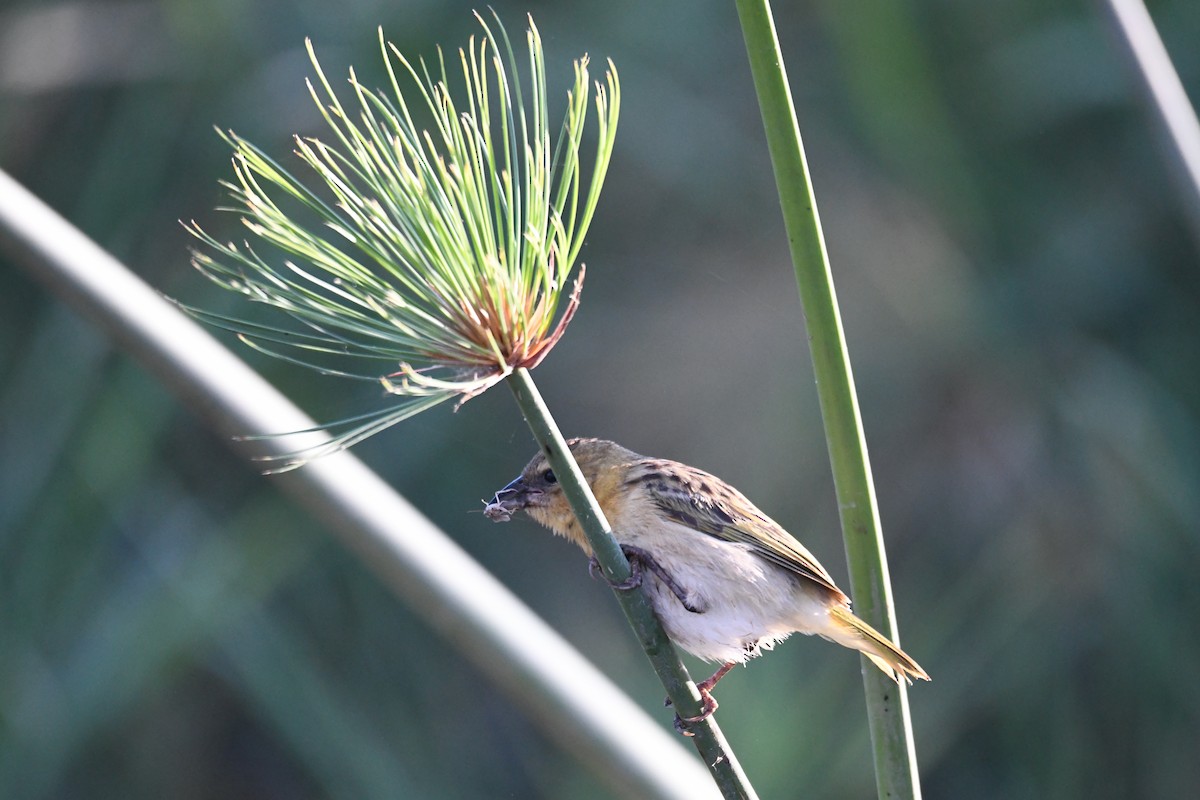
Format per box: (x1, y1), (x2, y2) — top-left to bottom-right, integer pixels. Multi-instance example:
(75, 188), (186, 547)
(484, 438), (639, 548)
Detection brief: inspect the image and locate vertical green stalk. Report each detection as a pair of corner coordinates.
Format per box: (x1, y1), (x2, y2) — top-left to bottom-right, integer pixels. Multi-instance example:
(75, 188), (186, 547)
(733, 2), (923, 798)
(506, 368), (759, 800)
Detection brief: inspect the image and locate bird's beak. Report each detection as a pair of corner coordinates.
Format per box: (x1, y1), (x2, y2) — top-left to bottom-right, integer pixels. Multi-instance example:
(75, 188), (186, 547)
(483, 475), (539, 522)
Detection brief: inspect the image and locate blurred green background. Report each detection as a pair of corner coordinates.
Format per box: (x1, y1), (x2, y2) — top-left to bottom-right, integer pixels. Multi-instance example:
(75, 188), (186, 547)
(3, 0), (1199, 797)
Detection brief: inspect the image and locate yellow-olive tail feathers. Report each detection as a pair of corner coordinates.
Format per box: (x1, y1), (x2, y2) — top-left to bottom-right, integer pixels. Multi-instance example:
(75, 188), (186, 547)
(828, 606), (930, 684)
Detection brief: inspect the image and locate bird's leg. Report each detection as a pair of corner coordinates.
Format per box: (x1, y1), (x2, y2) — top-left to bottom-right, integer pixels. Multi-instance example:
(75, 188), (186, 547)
(670, 662), (737, 736)
(621, 544), (707, 614)
(588, 545), (705, 613)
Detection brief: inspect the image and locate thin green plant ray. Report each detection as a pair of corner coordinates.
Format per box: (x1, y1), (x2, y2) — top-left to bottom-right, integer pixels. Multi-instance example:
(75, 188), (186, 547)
(191, 250), (440, 358)
(251, 393), (457, 472)
(176, 305), (408, 365)
(233, 403), (432, 441)
(233, 336), (399, 382)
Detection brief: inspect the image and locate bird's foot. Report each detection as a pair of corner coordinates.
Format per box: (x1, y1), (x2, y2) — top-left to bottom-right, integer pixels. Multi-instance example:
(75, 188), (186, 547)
(670, 689), (719, 736)
(587, 553), (642, 591)
(666, 662), (736, 736)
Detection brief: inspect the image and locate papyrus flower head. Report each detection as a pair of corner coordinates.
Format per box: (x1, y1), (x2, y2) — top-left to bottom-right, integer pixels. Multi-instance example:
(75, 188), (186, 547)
(185, 13), (618, 467)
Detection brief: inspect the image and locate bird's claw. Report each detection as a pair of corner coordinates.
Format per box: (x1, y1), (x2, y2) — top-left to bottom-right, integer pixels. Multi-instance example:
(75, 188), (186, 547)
(669, 689), (719, 736)
(666, 662), (736, 735)
(588, 555), (643, 591)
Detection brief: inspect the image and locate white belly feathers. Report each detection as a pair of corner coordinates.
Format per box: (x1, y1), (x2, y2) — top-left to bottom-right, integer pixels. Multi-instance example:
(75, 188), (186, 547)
(616, 518), (832, 664)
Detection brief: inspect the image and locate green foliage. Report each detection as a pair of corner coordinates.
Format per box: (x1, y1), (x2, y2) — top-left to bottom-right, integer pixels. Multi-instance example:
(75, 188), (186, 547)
(184, 13), (618, 465)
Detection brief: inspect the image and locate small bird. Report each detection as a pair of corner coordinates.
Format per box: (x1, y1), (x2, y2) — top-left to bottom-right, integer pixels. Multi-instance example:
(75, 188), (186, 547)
(485, 438), (928, 723)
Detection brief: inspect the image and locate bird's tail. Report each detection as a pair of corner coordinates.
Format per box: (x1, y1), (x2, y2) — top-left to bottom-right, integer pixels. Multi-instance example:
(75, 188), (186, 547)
(826, 606), (930, 684)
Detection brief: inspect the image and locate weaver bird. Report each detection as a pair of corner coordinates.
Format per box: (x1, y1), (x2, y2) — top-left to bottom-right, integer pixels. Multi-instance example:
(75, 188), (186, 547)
(485, 438), (928, 723)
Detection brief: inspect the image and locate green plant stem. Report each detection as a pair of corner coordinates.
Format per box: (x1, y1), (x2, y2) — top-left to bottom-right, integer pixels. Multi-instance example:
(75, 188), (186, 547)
(506, 368), (759, 800)
(734, 2), (922, 799)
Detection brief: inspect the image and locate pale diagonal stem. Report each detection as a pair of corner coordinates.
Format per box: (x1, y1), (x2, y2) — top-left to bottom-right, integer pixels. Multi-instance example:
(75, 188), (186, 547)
(0, 168), (717, 800)
(733, 1), (922, 798)
(1100, 0), (1200, 249)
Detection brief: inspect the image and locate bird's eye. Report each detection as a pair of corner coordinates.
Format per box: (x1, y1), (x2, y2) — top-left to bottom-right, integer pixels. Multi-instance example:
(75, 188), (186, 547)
(542, 469), (557, 484)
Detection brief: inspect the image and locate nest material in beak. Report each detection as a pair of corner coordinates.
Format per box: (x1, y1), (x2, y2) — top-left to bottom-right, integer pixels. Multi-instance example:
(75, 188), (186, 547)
(483, 476), (531, 522)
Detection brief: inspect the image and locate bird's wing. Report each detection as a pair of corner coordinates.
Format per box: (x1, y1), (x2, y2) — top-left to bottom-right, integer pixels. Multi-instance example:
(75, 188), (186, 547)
(642, 462), (850, 603)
